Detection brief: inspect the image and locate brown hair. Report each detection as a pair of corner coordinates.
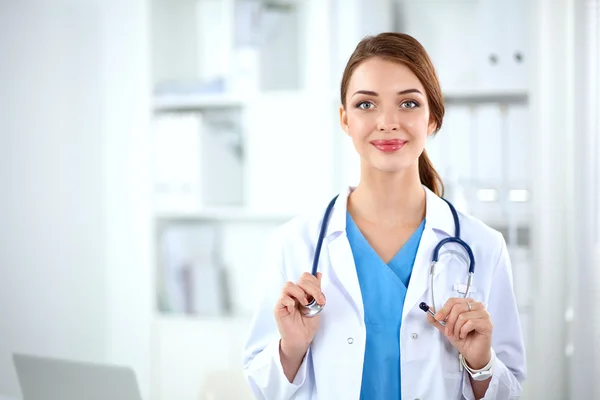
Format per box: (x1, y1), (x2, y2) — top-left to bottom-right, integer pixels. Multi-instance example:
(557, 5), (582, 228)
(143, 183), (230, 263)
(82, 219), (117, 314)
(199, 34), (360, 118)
(340, 32), (445, 197)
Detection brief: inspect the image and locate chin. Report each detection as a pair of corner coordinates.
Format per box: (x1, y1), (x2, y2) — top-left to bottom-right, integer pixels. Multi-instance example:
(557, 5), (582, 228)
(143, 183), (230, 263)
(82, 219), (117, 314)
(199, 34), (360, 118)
(371, 159), (413, 173)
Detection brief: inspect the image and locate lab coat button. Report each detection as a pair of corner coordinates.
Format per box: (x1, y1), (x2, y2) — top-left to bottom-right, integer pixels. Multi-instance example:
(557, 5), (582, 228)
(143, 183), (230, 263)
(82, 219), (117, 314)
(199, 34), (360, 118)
(411, 333), (418, 340)
(347, 337), (354, 344)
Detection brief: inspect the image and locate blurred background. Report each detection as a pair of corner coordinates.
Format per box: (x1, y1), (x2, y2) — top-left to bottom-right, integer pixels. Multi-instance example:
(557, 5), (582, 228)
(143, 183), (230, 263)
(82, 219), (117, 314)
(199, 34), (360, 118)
(0, 0), (598, 399)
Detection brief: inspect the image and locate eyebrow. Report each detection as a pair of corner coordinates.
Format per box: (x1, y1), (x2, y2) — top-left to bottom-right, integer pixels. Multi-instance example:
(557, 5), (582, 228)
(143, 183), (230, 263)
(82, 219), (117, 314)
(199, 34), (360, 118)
(352, 89), (423, 97)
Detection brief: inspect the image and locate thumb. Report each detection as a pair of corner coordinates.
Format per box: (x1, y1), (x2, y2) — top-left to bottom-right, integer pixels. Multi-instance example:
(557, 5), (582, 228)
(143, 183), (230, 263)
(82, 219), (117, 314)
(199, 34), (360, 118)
(427, 312), (446, 334)
(316, 272), (326, 304)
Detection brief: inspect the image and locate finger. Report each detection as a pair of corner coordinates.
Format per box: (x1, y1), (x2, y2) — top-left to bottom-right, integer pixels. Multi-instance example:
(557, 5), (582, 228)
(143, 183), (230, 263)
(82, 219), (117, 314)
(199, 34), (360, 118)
(300, 271), (320, 285)
(299, 272), (324, 288)
(440, 302), (458, 337)
(435, 297), (476, 322)
(298, 272), (324, 300)
(298, 272), (321, 287)
(439, 299), (476, 337)
(282, 281), (310, 305)
(426, 310), (446, 333)
(297, 278), (325, 305)
(451, 302), (480, 338)
(453, 310), (487, 339)
(444, 301), (471, 338)
(316, 272), (326, 303)
(276, 295), (297, 315)
(458, 319), (476, 339)
(459, 318), (493, 339)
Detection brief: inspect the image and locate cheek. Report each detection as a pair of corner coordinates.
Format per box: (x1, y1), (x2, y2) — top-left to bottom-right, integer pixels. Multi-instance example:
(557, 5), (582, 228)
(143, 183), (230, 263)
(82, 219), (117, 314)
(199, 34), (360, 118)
(403, 114), (431, 139)
(346, 115), (374, 138)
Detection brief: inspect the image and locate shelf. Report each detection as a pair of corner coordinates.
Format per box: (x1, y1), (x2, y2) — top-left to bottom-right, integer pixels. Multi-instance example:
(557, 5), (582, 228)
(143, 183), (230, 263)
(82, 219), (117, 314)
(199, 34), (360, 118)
(442, 87), (529, 106)
(153, 90), (317, 112)
(153, 93), (248, 112)
(153, 313), (252, 326)
(155, 207), (296, 223)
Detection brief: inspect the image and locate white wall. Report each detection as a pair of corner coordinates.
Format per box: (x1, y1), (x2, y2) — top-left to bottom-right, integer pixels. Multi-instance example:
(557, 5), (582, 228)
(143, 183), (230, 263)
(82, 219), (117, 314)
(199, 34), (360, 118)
(0, 3), (107, 396)
(0, 1), (152, 398)
(528, 0), (576, 398)
(569, 1), (600, 398)
(100, 1), (152, 398)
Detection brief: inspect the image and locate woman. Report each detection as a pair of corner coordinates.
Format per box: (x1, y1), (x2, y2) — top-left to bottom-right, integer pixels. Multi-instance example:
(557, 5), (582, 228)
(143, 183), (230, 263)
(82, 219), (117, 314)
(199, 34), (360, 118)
(242, 32), (526, 400)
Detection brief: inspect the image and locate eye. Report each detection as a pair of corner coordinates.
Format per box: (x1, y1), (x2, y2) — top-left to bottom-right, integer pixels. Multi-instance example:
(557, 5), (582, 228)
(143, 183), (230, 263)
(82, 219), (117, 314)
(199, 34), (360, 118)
(356, 101), (375, 110)
(401, 100), (419, 109)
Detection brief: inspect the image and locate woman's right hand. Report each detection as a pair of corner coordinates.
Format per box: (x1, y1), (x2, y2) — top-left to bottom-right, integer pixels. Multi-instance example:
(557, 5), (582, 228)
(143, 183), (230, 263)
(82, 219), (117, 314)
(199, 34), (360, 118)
(274, 272), (326, 357)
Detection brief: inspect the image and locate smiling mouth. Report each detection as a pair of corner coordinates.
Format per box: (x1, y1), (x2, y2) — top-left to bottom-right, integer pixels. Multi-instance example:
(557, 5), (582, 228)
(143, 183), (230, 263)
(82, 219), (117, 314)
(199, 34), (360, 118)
(370, 139), (407, 153)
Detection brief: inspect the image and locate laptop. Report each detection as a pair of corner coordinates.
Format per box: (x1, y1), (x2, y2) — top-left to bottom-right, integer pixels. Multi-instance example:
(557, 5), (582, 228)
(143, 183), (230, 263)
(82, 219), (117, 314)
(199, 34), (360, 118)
(13, 353), (143, 400)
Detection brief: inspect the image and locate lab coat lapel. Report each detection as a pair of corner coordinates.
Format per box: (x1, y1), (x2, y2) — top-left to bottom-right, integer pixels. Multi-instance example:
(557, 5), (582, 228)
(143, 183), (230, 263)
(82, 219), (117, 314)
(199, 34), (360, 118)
(402, 226), (438, 321)
(322, 188), (364, 321)
(402, 187), (455, 320)
(327, 234), (364, 321)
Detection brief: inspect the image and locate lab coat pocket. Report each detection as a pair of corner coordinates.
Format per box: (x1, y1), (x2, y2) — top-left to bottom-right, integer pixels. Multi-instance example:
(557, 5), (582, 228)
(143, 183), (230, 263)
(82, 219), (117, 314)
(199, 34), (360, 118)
(432, 252), (483, 309)
(452, 282), (483, 304)
(441, 338), (462, 380)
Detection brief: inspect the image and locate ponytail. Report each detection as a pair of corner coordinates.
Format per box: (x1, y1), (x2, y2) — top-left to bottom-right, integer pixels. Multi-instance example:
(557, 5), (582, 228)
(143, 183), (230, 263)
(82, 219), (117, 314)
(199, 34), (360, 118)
(419, 150), (444, 197)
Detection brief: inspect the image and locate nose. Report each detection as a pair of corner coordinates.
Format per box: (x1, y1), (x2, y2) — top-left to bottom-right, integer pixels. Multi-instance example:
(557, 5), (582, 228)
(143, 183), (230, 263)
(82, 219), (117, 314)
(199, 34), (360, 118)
(378, 123), (399, 132)
(377, 111), (400, 132)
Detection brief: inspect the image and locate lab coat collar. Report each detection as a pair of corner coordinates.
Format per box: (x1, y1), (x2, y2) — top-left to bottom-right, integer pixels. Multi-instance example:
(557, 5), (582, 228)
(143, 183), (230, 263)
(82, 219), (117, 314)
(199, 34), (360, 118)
(423, 186), (457, 237)
(324, 185), (456, 239)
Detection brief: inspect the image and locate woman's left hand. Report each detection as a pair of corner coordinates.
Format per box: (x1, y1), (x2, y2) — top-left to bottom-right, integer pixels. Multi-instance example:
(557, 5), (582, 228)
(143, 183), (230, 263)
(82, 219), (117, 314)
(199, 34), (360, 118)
(427, 297), (493, 369)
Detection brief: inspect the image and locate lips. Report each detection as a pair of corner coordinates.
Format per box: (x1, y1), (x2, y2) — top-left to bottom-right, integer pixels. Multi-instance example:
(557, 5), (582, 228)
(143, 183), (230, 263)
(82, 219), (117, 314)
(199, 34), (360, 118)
(370, 139), (407, 153)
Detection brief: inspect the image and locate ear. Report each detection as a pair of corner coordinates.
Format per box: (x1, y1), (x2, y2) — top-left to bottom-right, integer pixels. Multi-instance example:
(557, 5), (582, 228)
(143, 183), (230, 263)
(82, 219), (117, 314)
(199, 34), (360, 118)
(427, 119), (437, 136)
(339, 105), (350, 135)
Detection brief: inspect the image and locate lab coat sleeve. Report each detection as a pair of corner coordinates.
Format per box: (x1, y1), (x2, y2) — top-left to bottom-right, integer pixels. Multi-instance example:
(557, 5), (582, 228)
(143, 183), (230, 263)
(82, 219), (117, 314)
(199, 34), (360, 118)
(462, 232), (527, 400)
(242, 227), (313, 399)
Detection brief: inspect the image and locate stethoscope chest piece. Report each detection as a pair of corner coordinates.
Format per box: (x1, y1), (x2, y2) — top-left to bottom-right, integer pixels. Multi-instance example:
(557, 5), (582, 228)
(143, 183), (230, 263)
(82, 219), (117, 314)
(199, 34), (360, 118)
(300, 299), (324, 317)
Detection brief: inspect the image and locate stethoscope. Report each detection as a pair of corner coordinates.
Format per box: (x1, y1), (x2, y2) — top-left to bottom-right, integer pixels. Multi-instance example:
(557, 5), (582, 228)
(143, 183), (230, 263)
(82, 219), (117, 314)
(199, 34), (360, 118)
(300, 194), (475, 319)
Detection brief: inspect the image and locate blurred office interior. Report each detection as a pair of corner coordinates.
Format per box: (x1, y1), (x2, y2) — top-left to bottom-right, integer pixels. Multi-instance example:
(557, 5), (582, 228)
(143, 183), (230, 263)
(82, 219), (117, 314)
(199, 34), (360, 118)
(0, 0), (599, 399)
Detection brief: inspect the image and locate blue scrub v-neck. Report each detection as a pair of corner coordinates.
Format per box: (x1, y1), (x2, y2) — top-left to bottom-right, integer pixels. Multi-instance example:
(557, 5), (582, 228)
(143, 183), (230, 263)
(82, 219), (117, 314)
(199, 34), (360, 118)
(346, 212), (425, 400)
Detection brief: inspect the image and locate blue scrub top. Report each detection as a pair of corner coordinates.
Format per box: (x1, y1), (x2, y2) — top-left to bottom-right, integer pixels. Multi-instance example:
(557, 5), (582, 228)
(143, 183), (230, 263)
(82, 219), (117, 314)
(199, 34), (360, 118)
(346, 212), (425, 400)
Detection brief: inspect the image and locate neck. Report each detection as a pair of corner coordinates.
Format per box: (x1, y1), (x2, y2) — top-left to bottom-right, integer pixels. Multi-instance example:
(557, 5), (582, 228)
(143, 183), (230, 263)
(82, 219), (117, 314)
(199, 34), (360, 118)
(348, 165), (426, 228)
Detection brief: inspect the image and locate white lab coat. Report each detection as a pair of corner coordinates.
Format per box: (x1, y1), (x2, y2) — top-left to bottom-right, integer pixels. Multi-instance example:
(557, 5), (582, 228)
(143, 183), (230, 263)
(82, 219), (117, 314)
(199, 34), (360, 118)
(243, 186), (527, 400)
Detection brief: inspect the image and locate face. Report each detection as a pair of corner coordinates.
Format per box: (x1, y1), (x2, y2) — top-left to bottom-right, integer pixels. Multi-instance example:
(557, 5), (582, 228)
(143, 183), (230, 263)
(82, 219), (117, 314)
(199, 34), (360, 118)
(340, 57), (436, 174)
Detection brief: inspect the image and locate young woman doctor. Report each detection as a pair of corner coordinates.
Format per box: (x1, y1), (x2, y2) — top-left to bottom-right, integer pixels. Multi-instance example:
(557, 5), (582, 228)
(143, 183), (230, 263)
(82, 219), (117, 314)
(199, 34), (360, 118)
(243, 33), (526, 400)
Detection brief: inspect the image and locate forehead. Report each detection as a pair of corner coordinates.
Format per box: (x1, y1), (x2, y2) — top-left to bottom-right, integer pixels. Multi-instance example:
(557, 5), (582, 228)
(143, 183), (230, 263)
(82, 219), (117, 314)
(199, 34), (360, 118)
(348, 57), (425, 93)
